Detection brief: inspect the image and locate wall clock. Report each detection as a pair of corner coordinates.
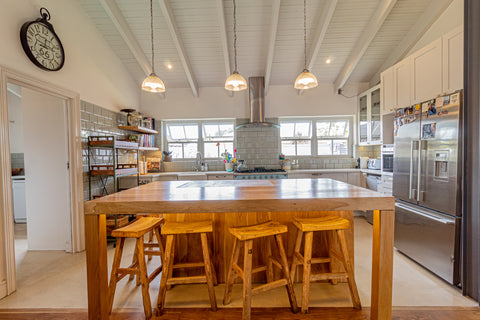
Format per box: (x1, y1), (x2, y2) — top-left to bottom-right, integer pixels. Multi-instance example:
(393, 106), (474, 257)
(20, 8), (65, 71)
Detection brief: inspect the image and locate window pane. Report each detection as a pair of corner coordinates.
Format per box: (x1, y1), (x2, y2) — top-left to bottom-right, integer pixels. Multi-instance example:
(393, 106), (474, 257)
(329, 121), (347, 137)
(203, 125), (219, 140)
(184, 125), (198, 140)
(317, 140), (332, 155)
(280, 122), (294, 138)
(167, 125), (185, 140)
(204, 142), (218, 158)
(219, 124), (234, 139)
(316, 121), (330, 137)
(297, 140), (311, 155)
(183, 143), (198, 158)
(333, 140), (349, 155)
(203, 123), (234, 141)
(281, 140), (296, 156)
(294, 122), (311, 138)
(168, 143), (183, 158)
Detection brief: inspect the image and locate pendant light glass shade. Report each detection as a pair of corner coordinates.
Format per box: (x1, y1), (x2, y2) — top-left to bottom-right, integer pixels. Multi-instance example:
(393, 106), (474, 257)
(142, 72), (166, 93)
(294, 69), (318, 90)
(225, 71), (247, 91)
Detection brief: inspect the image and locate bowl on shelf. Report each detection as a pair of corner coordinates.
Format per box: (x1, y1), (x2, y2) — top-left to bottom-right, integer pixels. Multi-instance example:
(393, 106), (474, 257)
(11, 168), (22, 176)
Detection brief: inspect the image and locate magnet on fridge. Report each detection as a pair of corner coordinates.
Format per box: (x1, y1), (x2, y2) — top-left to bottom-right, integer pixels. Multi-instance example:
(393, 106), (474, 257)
(443, 95), (450, 105)
(428, 101), (436, 116)
(415, 104), (420, 114)
(435, 97), (444, 107)
(450, 93), (459, 104)
(422, 102), (429, 113)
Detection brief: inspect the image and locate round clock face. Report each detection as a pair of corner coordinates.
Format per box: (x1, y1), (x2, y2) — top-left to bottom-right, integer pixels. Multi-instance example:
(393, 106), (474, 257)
(20, 21), (65, 71)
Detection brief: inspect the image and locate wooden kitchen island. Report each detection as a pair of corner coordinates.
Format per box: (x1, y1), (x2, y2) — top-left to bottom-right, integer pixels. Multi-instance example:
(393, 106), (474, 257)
(84, 178), (395, 320)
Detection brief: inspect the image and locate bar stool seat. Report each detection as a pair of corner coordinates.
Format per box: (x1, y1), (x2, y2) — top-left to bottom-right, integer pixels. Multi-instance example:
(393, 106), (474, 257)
(223, 221), (299, 320)
(290, 215), (361, 313)
(108, 217), (164, 319)
(156, 220), (217, 315)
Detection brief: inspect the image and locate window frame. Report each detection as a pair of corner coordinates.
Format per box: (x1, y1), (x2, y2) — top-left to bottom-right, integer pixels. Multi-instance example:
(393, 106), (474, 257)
(163, 119), (235, 160)
(279, 116), (353, 157)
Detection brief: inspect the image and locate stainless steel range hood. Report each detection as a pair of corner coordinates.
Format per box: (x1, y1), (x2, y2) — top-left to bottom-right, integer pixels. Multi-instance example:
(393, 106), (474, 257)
(236, 77), (279, 129)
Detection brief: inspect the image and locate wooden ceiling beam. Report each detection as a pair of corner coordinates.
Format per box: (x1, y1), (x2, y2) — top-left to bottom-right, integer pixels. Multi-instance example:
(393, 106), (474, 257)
(333, 0), (397, 92)
(216, 0), (233, 97)
(298, 0), (338, 95)
(99, 0), (152, 76)
(158, 0), (199, 97)
(264, 0), (281, 95)
(369, 0), (454, 86)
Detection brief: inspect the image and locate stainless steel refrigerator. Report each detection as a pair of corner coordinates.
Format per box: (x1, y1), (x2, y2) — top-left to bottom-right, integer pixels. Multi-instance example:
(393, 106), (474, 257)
(393, 90), (462, 285)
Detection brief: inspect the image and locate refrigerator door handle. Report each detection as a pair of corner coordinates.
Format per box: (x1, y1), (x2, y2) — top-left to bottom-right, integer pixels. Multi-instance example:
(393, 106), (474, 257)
(417, 139), (422, 202)
(409, 140), (415, 199)
(395, 202), (456, 225)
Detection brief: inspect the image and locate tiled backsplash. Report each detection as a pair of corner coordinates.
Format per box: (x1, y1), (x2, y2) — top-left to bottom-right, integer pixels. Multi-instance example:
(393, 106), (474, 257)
(355, 145), (381, 159)
(10, 153), (24, 171)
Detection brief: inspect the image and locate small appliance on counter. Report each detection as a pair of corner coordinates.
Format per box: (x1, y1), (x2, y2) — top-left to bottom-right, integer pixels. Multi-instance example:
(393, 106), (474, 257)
(367, 158), (381, 170)
(359, 157), (369, 169)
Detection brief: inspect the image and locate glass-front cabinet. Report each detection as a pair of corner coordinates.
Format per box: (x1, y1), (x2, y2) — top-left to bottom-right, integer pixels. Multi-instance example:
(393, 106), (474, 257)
(358, 85), (382, 145)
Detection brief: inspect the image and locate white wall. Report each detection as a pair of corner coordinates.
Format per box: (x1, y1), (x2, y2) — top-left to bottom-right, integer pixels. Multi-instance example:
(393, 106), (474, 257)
(0, 0), (139, 111)
(140, 83), (368, 120)
(7, 86), (24, 154)
(406, 0), (463, 56)
(22, 88), (70, 251)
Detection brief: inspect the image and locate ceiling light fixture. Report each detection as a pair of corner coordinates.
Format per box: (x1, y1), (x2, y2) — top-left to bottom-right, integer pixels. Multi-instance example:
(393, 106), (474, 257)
(167, 64), (173, 70)
(142, 0), (165, 93)
(326, 58), (331, 64)
(294, 0), (318, 90)
(225, 0), (247, 92)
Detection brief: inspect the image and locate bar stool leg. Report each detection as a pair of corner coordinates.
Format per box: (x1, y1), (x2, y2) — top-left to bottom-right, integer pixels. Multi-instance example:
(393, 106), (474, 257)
(265, 237), (274, 283)
(326, 230), (338, 285)
(146, 231), (154, 261)
(302, 231), (313, 314)
(242, 239), (253, 320)
(200, 233), (218, 311)
(290, 228), (303, 282)
(157, 234), (174, 314)
(337, 229), (361, 309)
(206, 235), (218, 286)
(136, 239), (152, 319)
(274, 234), (299, 313)
(107, 237), (125, 314)
(223, 238), (241, 305)
(129, 243), (139, 284)
(153, 227), (165, 266)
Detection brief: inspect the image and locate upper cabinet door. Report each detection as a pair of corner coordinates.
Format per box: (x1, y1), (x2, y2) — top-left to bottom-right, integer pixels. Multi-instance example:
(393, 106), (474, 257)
(442, 25), (463, 92)
(411, 38), (443, 103)
(370, 87), (382, 144)
(381, 66), (395, 114)
(358, 94), (369, 145)
(394, 57), (411, 109)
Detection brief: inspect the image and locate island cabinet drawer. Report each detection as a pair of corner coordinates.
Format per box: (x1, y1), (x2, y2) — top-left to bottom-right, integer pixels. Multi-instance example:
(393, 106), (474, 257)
(153, 175), (178, 181)
(177, 174), (207, 181)
(207, 174), (233, 180)
(118, 176), (152, 189)
(288, 172), (348, 182)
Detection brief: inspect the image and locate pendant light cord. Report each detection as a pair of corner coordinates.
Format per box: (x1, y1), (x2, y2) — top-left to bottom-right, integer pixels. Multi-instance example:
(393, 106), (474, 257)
(233, 0), (238, 73)
(150, 0), (155, 73)
(303, 0), (307, 70)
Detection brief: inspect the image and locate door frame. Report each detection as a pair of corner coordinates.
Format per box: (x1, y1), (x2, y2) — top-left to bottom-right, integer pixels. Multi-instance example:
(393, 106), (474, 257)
(0, 66), (84, 296)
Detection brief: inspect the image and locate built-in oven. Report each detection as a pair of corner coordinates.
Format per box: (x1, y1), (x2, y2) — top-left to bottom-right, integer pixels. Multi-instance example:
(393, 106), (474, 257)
(381, 144), (394, 174)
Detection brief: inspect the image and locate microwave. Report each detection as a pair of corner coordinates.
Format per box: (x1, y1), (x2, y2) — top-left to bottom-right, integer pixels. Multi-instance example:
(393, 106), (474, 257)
(381, 144), (394, 173)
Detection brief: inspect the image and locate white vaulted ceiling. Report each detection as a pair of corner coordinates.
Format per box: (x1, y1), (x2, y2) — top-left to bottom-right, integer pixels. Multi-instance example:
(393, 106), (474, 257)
(78, 0), (443, 95)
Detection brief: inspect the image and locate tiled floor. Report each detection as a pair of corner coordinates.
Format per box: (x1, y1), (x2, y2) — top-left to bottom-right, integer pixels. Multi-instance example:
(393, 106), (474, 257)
(0, 218), (477, 309)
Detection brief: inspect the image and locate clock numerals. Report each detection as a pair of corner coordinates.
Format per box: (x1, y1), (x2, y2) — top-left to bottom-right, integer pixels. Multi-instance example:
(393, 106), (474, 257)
(22, 22), (64, 71)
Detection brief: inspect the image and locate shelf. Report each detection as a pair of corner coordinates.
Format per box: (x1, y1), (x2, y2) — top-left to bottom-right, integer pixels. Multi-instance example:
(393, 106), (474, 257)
(118, 126), (158, 134)
(90, 168), (139, 177)
(139, 147), (160, 151)
(88, 136), (138, 149)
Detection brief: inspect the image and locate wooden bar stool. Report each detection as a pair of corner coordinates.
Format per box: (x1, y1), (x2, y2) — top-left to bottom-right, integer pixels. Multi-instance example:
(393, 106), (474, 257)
(156, 220), (217, 315)
(107, 216), (164, 319)
(223, 221), (299, 320)
(290, 215), (361, 313)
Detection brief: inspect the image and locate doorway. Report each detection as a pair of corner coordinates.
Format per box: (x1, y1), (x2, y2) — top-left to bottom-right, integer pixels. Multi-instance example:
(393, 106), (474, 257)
(0, 67), (84, 299)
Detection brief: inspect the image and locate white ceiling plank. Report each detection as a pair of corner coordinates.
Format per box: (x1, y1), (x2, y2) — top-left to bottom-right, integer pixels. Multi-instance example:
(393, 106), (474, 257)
(157, 0), (199, 97)
(98, 0), (152, 76)
(264, 0), (281, 95)
(333, 0), (397, 91)
(369, 0), (454, 86)
(216, 0), (233, 97)
(298, 0), (338, 95)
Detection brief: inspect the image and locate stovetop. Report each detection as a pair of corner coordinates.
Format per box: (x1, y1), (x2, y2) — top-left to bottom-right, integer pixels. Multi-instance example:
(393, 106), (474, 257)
(235, 167), (286, 174)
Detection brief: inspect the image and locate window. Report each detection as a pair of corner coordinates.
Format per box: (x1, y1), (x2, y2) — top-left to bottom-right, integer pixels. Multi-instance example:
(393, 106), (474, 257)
(280, 117), (352, 157)
(164, 120), (234, 159)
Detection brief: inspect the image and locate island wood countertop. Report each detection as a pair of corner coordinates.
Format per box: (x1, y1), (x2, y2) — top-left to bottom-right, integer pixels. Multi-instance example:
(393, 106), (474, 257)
(84, 178), (395, 320)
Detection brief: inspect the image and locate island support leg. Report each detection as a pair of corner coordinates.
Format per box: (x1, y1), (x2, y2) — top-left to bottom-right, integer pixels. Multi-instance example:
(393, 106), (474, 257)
(85, 214), (109, 320)
(370, 210), (395, 320)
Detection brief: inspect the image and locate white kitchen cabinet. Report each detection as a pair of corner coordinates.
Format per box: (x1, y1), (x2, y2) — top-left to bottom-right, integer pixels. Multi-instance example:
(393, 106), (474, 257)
(442, 25), (463, 93)
(380, 66), (395, 114)
(288, 171), (348, 183)
(153, 174), (178, 181)
(177, 173), (207, 180)
(12, 178), (26, 223)
(347, 172), (361, 187)
(358, 85), (382, 145)
(207, 173), (233, 180)
(411, 38), (443, 104)
(394, 57), (412, 108)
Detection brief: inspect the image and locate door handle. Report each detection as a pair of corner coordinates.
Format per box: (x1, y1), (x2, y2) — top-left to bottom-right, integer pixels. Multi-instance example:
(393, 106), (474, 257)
(417, 139), (422, 202)
(409, 140), (415, 199)
(395, 202), (456, 225)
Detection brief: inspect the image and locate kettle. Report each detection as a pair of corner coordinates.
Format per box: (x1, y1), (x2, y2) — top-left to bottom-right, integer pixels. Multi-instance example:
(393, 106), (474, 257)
(237, 160), (248, 172)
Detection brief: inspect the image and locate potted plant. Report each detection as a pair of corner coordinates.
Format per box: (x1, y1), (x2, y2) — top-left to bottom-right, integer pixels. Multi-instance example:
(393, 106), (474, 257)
(221, 149), (236, 172)
(163, 151), (173, 162)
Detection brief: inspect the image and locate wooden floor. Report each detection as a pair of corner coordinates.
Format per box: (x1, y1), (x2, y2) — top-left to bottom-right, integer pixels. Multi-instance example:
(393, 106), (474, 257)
(0, 307), (479, 320)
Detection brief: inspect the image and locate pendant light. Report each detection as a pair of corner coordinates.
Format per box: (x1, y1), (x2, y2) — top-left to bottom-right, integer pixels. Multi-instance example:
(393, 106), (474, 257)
(294, 0), (318, 90)
(142, 0), (165, 93)
(225, 0), (247, 92)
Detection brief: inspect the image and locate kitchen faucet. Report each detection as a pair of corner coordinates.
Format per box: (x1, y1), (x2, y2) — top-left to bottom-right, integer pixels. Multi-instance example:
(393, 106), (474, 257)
(194, 152), (203, 171)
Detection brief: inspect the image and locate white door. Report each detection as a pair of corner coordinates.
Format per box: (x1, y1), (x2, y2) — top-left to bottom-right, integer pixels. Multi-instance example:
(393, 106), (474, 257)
(21, 87), (71, 251)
